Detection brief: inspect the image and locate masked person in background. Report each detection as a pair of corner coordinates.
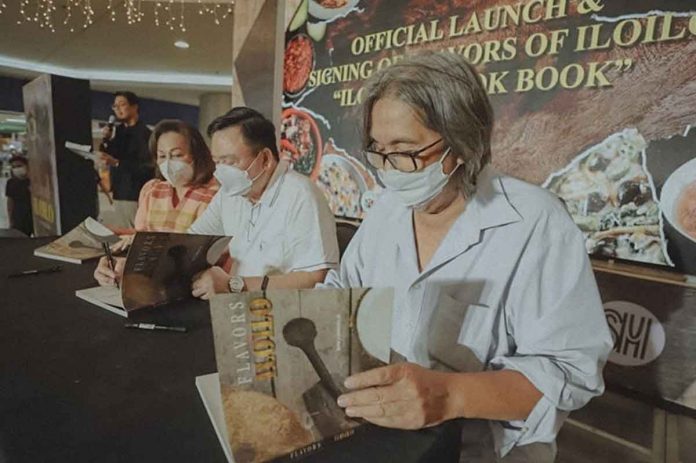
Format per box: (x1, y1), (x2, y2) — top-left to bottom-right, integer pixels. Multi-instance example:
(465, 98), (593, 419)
(5, 155), (33, 236)
(94, 107), (339, 297)
(99, 91), (154, 229)
(322, 52), (613, 462)
(93, 120), (218, 283)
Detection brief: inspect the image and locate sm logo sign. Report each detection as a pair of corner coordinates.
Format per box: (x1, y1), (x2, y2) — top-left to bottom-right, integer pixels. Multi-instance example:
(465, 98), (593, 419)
(604, 301), (666, 367)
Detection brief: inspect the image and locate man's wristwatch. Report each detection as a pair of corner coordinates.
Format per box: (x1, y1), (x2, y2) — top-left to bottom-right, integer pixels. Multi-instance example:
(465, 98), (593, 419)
(228, 275), (245, 293)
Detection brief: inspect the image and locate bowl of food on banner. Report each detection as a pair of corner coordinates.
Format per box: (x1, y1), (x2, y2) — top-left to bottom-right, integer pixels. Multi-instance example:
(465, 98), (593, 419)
(661, 157), (696, 244)
(283, 33), (315, 98)
(280, 108), (323, 179)
(316, 152), (370, 219)
(308, 0), (360, 21)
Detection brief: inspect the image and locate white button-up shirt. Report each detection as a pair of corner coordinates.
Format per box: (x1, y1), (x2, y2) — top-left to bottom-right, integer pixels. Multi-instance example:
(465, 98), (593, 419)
(322, 165), (613, 457)
(189, 161), (339, 277)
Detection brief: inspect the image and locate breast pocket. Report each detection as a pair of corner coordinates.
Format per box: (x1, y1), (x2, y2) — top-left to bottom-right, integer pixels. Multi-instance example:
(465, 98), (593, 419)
(428, 294), (498, 372)
(257, 237), (286, 274)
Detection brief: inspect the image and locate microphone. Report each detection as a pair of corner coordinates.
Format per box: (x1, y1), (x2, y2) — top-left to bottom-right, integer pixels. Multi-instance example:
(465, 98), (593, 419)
(101, 115), (117, 151)
(107, 115), (117, 137)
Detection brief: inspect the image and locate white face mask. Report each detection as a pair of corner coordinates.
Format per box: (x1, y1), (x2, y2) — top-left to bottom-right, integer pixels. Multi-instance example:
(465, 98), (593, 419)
(214, 154), (264, 197)
(12, 166), (28, 178)
(159, 159), (194, 188)
(378, 148), (462, 209)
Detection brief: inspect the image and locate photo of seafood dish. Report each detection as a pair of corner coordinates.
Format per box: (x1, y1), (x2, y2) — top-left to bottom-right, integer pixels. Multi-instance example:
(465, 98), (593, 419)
(308, 0), (359, 21)
(283, 33), (314, 97)
(660, 157), (696, 244)
(544, 128), (672, 266)
(316, 154), (366, 218)
(280, 108), (322, 178)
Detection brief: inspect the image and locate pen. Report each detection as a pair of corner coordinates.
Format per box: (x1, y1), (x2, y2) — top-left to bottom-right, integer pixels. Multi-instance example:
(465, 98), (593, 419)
(8, 265), (62, 278)
(124, 323), (187, 333)
(102, 242), (120, 289)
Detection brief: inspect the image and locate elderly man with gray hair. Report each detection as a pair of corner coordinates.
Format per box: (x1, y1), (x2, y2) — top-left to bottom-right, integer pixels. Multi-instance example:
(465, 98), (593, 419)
(324, 52), (613, 462)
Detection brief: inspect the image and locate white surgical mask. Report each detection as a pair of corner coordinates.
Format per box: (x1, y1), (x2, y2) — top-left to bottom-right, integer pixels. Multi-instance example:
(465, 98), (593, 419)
(378, 148), (461, 209)
(12, 166), (28, 178)
(214, 154), (264, 197)
(159, 159), (194, 188)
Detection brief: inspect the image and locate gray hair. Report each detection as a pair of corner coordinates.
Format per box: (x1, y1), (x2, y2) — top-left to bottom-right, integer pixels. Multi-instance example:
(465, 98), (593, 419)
(361, 52), (493, 198)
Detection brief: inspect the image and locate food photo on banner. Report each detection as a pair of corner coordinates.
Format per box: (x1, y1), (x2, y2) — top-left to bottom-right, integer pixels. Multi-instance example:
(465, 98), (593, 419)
(280, 0), (696, 275)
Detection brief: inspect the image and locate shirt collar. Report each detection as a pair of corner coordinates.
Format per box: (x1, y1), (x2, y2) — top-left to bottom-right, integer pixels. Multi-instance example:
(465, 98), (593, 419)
(401, 164), (524, 278)
(471, 164), (523, 231)
(258, 160), (289, 207)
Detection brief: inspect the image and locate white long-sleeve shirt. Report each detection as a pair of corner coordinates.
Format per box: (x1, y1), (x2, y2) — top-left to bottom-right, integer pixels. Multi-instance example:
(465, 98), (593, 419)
(322, 165), (613, 457)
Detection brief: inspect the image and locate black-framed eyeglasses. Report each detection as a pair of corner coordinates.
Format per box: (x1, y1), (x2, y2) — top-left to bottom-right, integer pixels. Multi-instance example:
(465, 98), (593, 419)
(364, 138), (444, 173)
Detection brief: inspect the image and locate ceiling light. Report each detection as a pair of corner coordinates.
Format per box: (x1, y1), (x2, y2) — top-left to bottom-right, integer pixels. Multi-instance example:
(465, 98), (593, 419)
(174, 40), (190, 49)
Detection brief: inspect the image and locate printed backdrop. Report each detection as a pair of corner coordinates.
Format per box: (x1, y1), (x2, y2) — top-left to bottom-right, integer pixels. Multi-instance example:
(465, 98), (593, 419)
(280, 0), (696, 274)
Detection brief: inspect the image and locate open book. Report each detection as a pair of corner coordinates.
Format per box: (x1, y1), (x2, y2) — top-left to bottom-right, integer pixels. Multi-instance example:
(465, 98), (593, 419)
(34, 217), (119, 264)
(208, 288), (393, 463)
(76, 232), (231, 317)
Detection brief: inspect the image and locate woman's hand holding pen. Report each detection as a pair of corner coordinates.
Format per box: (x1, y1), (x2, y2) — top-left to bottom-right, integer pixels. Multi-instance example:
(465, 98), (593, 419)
(94, 256), (126, 287)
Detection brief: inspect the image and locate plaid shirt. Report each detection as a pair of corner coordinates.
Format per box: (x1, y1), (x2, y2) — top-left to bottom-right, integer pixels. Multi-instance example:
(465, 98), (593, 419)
(134, 178), (219, 232)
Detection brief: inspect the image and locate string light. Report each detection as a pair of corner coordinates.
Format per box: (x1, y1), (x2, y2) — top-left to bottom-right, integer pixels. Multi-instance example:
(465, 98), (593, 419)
(197, 0), (233, 25)
(106, 0), (116, 22)
(3, 0), (234, 33)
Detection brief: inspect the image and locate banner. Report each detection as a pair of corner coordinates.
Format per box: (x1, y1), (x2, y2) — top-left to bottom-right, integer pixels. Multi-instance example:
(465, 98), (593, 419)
(23, 74), (60, 236)
(281, 0), (696, 274)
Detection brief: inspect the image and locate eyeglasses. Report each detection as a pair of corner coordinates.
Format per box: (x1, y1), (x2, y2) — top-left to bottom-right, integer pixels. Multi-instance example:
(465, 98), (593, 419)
(111, 103), (129, 110)
(364, 138), (444, 173)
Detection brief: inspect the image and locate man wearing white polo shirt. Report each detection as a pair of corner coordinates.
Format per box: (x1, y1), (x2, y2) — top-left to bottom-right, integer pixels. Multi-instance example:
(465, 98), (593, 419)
(188, 107), (338, 299)
(93, 107), (338, 298)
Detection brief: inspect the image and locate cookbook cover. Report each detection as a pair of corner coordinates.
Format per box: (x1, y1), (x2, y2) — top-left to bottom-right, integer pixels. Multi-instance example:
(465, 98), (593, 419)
(75, 232), (231, 316)
(209, 288), (393, 462)
(34, 216), (119, 264)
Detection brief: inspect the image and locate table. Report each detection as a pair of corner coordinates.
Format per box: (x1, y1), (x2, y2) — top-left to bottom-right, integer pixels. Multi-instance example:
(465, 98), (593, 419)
(0, 238), (461, 463)
(0, 237), (226, 462)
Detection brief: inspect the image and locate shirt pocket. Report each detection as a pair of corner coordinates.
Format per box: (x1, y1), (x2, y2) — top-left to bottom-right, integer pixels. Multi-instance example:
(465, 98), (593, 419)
(457, 302), (498, 363)
(257, 237), (286, 274)
(429, 293), (497, 372)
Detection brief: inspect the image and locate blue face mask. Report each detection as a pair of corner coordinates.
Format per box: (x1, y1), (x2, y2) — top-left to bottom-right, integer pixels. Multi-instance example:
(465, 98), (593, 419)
(378, 148), (462, 209)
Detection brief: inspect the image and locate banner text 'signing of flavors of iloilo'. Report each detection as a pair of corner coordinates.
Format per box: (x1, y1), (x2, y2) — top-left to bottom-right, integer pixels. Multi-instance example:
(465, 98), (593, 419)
(281, 0), (696, 274)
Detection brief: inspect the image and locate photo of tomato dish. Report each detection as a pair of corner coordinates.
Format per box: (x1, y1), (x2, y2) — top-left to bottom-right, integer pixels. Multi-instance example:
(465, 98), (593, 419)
(308, 0), (359, 20)
(280, 108), (323, 178)
(677, 181), (696, 240)
(316, 0), (348, 8)
(661, 157), (696, 245)
(283, 34), (314, 96)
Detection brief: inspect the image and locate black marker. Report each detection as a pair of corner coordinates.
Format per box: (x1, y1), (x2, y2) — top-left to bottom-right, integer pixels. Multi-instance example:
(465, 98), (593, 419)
(8, 265), (62, 278)
(124, 323), (187, 333)
(102, 242), (120, 289)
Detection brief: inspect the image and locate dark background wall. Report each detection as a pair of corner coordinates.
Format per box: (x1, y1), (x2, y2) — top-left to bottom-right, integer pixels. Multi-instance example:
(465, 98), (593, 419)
(0, 75), (199, 127)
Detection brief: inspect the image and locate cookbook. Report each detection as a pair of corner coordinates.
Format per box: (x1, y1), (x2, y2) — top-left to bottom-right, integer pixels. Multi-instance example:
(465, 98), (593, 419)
(209, 288), (393, 462)
(76, 232), (231, 317)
